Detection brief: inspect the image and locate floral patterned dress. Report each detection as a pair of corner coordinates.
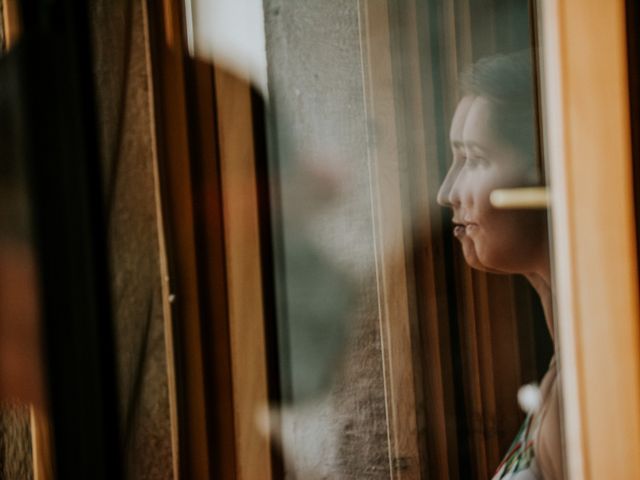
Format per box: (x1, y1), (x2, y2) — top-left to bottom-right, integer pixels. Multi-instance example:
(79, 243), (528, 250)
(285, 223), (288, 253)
(492, 357), (562, 480)
(492, 411), (543, 479)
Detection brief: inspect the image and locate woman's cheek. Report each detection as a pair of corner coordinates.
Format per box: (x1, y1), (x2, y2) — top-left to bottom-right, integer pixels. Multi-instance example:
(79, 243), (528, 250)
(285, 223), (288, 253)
(460, 198), (524, 271)
(471, 230), (496, 269)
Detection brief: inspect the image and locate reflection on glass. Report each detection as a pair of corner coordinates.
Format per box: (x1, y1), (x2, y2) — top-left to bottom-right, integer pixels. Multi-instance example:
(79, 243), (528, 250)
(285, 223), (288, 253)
(438, 52), (562, 479)
(260, 0), (560, 478)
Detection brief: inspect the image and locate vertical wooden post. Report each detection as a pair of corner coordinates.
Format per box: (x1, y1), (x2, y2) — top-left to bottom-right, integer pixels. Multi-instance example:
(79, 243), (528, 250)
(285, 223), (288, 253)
(30, 407), (54, 480)
(2, 0), (20, 49)
(214, 67), (273, 480)
(540, 0), (640, 477)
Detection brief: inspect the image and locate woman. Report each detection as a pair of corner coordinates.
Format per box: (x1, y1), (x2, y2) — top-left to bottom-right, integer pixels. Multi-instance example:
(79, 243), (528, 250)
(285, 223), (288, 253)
(437, 52), (563, 479)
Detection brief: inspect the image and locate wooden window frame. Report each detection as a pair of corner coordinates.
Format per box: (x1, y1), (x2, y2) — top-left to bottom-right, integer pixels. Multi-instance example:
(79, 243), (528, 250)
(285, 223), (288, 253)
(147, 1), (275, 478)
(539, 0), (640, 477)
(146, 1), (640, 479)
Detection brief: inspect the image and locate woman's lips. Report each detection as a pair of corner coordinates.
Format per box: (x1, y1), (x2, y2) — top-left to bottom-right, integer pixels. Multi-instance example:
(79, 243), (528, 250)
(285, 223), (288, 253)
(453, 223), (478, 238)
(465, 223), (478, 234)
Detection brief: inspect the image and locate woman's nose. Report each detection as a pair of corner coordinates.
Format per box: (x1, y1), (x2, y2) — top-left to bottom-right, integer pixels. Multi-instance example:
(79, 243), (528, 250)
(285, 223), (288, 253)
(436, 182), (451, 207)
(437, 168), (460, 208)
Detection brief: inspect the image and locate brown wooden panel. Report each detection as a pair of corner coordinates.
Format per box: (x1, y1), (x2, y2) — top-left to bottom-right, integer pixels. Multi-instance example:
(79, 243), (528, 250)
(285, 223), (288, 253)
(30, 407), (53, 480)
(214, 67), (273, 480)
(1, 0), (20, 50)
(148, 2), (275, 479)
(540, 0), (640, 477)
(186, 60), (238, 480)
(146, 1), (211, 478)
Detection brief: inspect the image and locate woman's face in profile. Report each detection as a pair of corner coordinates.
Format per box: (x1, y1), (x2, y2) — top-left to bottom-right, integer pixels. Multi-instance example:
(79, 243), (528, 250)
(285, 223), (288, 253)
(437, 95), (547, 274)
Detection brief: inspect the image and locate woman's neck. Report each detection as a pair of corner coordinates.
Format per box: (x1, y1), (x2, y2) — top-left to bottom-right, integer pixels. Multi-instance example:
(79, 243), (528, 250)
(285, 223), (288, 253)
(525, 268), (554, 341)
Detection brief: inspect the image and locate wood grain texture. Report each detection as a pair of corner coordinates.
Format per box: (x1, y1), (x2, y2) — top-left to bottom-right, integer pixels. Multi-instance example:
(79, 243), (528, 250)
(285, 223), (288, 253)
(186, 60), (238, 480)
(214, 67), (273, 480)
(142, 1), (180, 477)
(148, 1), (211, 477)
(1, 0), (19, 50)
(30, 407), (53, 480)
(539, 0), (640, 477)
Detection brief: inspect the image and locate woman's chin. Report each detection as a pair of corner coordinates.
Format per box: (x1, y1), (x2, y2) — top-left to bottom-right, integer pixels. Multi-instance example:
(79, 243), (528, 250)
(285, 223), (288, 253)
(456, 231), (486, 271)
(460, 237), (510, 275)
(461, 245), (480, 268)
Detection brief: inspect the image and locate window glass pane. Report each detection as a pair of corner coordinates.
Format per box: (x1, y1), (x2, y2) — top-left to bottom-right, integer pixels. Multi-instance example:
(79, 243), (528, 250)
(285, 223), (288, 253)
(260, 0), (560, 478)
(263, 1), (392, 476)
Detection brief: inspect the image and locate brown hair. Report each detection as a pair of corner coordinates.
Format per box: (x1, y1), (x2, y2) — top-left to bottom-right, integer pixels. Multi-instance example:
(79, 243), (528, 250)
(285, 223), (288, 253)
(461, 50), (538, 164)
